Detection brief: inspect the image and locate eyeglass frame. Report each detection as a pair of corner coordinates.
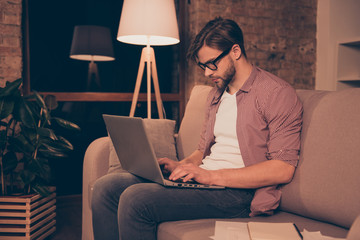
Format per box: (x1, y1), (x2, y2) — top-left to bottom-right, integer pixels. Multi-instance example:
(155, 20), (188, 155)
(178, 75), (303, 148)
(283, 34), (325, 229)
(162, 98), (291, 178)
(196, 47), (232, 71)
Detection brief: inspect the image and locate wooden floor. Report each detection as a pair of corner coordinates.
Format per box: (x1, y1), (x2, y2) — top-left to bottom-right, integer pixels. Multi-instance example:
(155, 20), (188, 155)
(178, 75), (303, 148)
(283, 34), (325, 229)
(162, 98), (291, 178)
(49, 194), (82, 240)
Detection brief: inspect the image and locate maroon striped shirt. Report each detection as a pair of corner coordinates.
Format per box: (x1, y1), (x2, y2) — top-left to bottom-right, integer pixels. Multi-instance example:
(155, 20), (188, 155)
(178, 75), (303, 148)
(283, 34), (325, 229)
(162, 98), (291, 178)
(198, 66), (303, 216)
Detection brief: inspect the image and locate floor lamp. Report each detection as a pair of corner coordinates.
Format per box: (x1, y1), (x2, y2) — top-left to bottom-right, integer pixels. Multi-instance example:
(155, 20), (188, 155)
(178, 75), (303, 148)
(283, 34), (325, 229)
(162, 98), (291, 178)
(117, 0), (180, 119)
(70, 25), (115, 90)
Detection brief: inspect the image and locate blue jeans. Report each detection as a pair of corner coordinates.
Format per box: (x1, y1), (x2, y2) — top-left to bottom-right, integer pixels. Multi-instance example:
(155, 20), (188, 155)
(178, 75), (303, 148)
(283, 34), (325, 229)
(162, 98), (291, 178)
(91, 172), (254, 240)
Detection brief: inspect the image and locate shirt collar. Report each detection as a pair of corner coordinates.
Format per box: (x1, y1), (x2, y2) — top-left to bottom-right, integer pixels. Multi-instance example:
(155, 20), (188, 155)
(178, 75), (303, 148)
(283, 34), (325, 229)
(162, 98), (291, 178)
(238, 65), (259, 94)
(211, 66), (259, 104)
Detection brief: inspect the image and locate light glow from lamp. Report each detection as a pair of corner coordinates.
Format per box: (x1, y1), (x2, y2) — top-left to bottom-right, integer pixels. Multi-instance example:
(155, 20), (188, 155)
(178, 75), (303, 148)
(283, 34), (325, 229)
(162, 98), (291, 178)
(116, 0), (180, 119)
(117, 0), (180, 46)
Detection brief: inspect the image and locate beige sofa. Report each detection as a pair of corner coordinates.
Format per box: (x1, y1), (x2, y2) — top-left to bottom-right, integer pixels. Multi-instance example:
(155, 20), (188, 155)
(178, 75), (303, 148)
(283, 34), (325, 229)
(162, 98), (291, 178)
(82, 85), (360, 240)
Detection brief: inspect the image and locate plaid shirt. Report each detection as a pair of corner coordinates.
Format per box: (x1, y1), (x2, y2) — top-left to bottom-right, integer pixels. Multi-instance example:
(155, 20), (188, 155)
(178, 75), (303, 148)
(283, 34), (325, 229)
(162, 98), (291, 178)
(198, 67), (303, 216)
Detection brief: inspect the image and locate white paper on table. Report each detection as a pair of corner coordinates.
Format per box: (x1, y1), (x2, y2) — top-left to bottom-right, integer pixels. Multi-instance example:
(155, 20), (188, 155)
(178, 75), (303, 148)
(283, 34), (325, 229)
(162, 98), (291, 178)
(212, 221), (250, 240)
(302, 229), (346, 240)
(211, 222), (346, 240)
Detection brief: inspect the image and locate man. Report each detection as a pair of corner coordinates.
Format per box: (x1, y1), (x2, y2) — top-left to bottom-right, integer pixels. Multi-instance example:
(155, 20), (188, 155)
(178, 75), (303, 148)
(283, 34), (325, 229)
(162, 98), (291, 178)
(92, 17), (303, 240)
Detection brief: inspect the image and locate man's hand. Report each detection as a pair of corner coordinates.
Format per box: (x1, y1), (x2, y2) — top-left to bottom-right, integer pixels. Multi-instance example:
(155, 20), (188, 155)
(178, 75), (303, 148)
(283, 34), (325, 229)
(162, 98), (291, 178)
(158, 157), (214, 185)
(168, 163), (214, 185)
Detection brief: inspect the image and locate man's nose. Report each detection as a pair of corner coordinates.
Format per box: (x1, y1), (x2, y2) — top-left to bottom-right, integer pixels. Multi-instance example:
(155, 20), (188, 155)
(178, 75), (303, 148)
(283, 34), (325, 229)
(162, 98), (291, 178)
(204, 67), (214, 77)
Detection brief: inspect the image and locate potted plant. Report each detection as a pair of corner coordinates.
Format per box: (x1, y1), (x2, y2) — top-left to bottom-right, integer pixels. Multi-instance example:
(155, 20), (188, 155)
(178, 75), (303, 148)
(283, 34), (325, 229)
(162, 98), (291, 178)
(0, 78), (80, 196)
(0, 78), (80, 239)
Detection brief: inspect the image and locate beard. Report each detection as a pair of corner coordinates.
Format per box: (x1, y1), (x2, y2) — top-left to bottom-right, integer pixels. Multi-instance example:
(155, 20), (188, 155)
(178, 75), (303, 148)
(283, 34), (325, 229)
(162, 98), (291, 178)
(215, 62), (236, 92)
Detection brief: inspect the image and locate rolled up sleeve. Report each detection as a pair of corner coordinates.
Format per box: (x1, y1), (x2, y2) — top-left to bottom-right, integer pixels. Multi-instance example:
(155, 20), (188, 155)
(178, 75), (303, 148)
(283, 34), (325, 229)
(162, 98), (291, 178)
(264, 86), (303, 167)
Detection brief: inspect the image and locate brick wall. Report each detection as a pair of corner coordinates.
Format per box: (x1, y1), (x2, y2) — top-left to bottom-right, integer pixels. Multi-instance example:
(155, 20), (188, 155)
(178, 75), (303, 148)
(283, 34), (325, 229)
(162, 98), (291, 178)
(0, 0), (22, 87)
(0, 0), (317, 94)
(186, 0), (317, 99)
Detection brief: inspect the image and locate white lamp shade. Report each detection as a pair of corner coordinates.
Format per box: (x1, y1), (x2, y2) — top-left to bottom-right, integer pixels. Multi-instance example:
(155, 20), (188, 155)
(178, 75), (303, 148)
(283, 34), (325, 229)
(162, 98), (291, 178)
(70, 25), (115, 61)
(117, 0), (180, 46)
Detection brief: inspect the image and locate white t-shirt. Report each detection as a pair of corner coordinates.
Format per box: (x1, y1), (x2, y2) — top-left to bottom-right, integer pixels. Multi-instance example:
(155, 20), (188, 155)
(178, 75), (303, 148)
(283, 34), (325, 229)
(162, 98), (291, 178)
(200, 90), (245, 170)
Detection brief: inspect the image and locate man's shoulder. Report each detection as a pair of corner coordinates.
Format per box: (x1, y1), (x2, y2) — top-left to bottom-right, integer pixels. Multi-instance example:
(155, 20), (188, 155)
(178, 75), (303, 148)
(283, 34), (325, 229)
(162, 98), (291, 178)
(254, 67), (293, 91)
(250, 67), (299, 110)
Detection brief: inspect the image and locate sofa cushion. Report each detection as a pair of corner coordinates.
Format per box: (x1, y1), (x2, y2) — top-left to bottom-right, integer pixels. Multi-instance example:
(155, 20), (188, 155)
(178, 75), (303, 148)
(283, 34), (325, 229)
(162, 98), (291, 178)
(176, 85), (212, 160)
(280, 88), (360, 229)
(108, 118), (178, 173)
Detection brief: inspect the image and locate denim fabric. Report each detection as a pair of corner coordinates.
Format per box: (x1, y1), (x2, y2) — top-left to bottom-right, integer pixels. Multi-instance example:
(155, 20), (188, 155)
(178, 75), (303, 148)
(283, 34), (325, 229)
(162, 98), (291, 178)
(92, 172), (254, 240)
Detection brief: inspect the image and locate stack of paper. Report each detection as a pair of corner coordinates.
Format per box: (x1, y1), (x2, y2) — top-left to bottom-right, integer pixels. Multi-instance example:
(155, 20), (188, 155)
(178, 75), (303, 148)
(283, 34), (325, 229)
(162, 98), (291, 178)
(247, 222), (302, 240)
(212, 221), (346, 240)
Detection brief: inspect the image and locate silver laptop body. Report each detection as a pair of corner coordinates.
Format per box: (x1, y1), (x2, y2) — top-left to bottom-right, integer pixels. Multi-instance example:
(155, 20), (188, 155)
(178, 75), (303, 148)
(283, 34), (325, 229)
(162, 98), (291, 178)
(103, 114), (224, 189)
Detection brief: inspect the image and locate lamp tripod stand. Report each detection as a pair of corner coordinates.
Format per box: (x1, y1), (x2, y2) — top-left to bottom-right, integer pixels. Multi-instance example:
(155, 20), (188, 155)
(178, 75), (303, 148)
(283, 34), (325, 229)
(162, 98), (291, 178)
(130, 46), (164, 119)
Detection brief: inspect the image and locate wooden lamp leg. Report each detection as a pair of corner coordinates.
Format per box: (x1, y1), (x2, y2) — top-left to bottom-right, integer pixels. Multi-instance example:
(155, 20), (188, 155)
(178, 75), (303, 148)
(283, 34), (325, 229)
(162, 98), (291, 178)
(129, 48), (146, 117)
(150, 47), (164, 119)
(129, 46), (164, 119)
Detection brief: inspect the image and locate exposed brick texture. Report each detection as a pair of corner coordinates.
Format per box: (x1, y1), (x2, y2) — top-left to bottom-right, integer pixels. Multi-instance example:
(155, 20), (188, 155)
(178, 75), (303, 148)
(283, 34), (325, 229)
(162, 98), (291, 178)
(0, 0), (317, 95)
(0, 0), (22, 87)
(186, 0), (317, 100)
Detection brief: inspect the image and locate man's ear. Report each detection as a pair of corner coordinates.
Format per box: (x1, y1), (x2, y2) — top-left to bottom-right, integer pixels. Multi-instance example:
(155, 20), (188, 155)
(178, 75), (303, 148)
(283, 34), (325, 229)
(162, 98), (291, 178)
(231, 44), (242, 60)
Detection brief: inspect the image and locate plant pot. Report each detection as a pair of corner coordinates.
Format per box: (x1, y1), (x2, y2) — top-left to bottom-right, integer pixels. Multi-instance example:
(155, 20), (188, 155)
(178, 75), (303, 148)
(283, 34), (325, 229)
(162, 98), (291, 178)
(0, 187), (56, 240)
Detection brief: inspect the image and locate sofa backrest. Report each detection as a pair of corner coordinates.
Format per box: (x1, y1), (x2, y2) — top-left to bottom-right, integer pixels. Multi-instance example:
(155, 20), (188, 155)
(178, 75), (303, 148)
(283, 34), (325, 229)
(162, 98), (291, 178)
(177, 85), (360, 229)
(176, 85), (212, 160)
(280, 88), (360, 229)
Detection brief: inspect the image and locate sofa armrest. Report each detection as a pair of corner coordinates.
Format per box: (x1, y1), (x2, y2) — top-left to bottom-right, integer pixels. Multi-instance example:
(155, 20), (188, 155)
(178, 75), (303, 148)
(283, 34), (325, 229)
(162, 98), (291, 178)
(347, 215), (360, 240)
(82, 136), (111, 240)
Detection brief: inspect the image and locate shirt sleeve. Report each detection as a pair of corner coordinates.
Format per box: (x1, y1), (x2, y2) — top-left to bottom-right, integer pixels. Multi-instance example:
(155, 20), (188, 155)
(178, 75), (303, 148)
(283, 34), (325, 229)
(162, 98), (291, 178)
(264, 86), (303, 167)
(197, 88), (217, 154)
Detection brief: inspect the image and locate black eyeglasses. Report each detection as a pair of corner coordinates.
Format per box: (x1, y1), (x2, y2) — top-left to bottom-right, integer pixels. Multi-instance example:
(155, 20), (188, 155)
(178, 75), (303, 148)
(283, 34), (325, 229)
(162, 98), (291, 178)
(197, 47), (232, 71)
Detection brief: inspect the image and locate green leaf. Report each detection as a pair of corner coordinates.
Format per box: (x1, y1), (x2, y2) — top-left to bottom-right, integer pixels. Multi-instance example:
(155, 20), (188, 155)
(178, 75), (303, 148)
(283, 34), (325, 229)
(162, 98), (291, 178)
(9, 135), (35, 155)
(41, 136), (74, 152)
(44, 95), (58, 110)
(32, 91), (46, 109)
(0, 78), (22, 97)
(30, 92), (52, 126)
(13, 98), (37, 128)
(0, 95), (20, 119)
(0, 97), (14, 119)
(20, 126), (37, 144)
(28, 158), (50, 180)
(38, 127), (57, 141)
(41, 137), (73, 152)
(0, 129), (7, 147)
(32, 183), (51, 197)
(20, 169), (36, 185)
(38, 145), (67, 158)
(56, 136), (74, 151)
(52, 117), (81, 131)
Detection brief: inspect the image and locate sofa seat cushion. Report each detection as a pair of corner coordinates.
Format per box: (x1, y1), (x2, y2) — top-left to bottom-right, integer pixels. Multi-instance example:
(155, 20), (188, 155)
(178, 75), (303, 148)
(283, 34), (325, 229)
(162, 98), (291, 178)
(157, 211), (348, 240)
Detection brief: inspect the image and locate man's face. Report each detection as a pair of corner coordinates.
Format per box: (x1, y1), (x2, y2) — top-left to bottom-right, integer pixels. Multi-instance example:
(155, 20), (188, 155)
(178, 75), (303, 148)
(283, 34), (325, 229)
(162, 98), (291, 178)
(197, 45), (235, 92)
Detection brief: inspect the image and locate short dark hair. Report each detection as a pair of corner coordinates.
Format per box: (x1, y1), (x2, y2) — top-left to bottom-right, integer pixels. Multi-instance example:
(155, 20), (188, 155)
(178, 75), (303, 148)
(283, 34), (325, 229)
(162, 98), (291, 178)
(187, 17), (247, 62)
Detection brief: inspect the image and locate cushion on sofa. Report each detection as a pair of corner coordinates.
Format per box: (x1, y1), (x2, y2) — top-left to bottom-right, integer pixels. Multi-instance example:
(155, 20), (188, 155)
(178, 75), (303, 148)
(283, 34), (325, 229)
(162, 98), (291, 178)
(108, 118), (178, 173)
(176, 85), (212, 160)
(280, 88), (360, 229)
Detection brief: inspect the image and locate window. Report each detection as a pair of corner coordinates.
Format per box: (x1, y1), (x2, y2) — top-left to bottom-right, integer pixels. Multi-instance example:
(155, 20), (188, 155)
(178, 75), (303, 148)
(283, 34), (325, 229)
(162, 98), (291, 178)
(22, 0), (186, 195)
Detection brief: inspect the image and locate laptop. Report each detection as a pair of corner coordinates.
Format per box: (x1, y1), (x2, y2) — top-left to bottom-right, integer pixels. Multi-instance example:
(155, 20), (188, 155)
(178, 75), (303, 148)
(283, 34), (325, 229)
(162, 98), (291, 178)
(103, 114), (224, 189)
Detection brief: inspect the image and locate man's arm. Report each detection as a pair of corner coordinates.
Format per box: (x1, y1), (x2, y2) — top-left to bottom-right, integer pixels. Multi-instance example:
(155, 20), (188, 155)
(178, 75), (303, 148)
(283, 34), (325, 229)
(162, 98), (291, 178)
(180, 150), (203, 165)
(168, 159), (295, 188)
(210, 159), (295, 188)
